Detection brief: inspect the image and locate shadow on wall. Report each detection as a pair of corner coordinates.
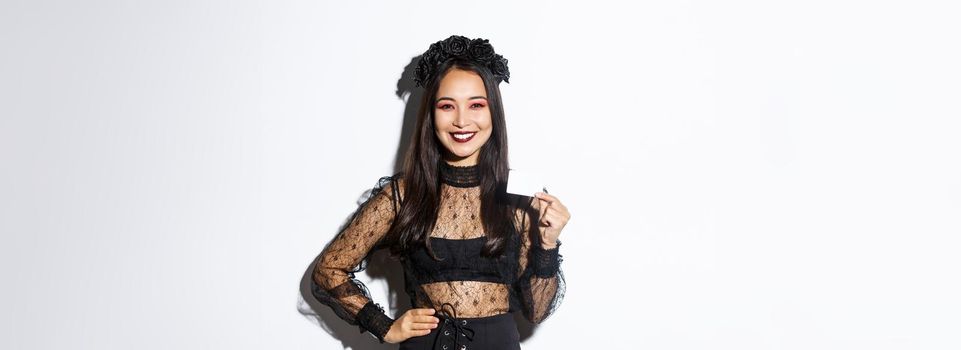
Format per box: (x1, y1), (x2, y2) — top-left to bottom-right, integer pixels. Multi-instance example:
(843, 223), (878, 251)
(297, 55), (536, 349)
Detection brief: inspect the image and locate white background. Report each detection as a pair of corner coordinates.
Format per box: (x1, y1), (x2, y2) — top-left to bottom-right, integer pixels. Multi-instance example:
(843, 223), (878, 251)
(2, 0), (959, 349)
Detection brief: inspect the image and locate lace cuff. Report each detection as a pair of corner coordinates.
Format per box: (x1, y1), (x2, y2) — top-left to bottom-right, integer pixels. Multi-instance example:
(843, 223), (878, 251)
(356, 301), (395, 343)
(530, 240), (562, 278)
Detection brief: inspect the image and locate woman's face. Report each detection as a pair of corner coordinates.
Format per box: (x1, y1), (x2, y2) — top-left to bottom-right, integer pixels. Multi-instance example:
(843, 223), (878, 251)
(433, 68), (493, 166)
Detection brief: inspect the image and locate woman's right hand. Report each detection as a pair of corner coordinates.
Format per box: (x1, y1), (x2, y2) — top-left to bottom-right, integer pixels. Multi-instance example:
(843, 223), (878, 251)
(383, 308), (440, 344)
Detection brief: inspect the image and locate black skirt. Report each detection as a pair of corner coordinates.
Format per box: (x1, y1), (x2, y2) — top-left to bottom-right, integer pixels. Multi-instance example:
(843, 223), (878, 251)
(399, 313), (520, 350)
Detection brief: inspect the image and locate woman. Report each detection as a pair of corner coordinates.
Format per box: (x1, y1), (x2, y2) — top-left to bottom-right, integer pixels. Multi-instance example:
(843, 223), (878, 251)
(311, 35), (571, 350)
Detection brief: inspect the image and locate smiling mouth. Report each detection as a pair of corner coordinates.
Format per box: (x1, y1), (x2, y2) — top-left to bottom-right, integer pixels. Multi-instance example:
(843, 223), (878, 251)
(450, 132), (476, 143)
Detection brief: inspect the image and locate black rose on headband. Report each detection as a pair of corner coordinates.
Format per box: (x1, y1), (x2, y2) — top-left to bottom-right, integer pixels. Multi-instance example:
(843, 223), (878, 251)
(468, 38), (495, 62)
(442, 36), (470, 57)
(490, 55), (510, 83)
(413, 35), (510, 87)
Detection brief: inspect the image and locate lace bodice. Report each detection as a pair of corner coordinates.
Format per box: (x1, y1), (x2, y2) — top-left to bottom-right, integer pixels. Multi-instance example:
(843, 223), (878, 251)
(310, 162), (565, 343)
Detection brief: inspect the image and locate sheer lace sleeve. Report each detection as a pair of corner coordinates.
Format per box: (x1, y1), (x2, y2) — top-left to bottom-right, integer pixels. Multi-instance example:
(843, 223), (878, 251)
(514, 197), (566, 324)
(311, 175), (402, 343)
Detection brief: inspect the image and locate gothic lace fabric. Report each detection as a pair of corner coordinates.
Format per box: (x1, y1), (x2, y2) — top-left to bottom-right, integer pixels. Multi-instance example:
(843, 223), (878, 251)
(310, 162), (565, 343)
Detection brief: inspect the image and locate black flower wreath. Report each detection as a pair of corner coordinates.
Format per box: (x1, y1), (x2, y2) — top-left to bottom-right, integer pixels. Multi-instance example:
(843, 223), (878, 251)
(413, 35), (510, 87)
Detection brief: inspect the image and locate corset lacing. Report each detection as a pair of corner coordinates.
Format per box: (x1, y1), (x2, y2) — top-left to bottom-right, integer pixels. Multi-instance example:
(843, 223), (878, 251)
(433, 302), (475, 350)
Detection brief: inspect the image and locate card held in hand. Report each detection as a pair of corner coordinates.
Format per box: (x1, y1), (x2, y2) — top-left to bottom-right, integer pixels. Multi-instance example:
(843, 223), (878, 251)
(506, 169), (547, 198)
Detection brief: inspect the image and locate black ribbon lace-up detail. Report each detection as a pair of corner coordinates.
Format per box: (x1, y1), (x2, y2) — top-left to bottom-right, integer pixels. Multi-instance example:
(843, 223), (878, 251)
(434, 303), (476, 350)
(439, 161), (480, 188)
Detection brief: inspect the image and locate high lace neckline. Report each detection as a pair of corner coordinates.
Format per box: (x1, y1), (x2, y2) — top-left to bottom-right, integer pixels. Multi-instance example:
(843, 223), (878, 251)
(439, 161), (480, 188)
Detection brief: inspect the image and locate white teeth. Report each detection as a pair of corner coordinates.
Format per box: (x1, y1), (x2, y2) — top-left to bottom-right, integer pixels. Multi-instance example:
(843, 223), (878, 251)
(453, 133), (475, 140)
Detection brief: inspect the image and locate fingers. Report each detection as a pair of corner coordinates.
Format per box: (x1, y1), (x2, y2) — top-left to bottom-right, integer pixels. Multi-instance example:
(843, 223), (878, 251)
(535, 192), (569, 213)
(540, 210), (552, 227)
(537, 199), (550, 226)
(414, 329), (433, 336)
(410, 322), (437, 331)
(534, 191), (558, 203)
(412, 315), (440, 324)
(409, 322), (437, 331)
(533, 192), (571, 230)
(391, 318), (435, 342)
(545, 208), (571, 228)
(535, 194), (569, 220)
(538, 199), (565, 227)
(412, 308), (436, 316)
(405, 308), (439, 332)
(386, 309), (439, 344)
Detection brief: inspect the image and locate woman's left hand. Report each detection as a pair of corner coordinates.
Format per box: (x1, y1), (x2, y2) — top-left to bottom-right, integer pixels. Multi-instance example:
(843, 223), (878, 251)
(534, 192), (570, 250)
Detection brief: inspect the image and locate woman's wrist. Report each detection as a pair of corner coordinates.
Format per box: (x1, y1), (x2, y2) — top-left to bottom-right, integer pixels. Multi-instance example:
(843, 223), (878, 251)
(531, 240), (562, 277)
(539, 238), (560, 250)
(357, 301), (395, 343)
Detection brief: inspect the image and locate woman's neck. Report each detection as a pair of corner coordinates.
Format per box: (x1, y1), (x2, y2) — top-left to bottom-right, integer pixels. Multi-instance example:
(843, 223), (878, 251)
(439, 161), (480, 188)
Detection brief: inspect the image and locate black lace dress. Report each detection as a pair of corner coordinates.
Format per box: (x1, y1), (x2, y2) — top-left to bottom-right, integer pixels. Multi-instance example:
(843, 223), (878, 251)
(310, 162), (565, 349)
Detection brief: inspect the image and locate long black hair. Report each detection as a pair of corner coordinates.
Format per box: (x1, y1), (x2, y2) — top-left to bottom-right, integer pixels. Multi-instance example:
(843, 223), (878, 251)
(383, 58), (525, 259)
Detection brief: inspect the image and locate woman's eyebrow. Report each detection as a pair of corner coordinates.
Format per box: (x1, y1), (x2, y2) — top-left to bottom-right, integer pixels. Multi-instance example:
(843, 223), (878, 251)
(435, 96), (489, 103)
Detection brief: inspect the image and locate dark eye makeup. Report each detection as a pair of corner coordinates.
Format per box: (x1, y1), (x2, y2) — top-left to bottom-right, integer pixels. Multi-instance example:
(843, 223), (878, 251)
(435, 101), (487, 110)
